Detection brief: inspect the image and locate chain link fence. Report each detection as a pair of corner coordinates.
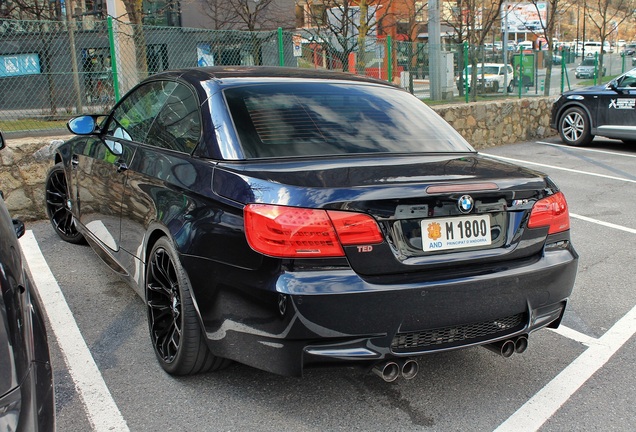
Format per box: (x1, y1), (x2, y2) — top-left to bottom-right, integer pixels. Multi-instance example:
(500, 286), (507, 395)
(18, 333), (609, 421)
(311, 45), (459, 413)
(0, 18), (630, 137)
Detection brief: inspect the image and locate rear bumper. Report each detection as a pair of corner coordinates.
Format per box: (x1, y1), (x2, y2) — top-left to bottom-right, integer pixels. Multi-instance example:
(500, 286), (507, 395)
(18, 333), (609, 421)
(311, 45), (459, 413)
(185, 245), (578, 376)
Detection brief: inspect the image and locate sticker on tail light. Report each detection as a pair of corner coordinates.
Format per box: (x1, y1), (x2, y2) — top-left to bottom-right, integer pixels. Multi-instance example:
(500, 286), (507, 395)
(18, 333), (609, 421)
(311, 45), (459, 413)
(421, 214), (492, 252)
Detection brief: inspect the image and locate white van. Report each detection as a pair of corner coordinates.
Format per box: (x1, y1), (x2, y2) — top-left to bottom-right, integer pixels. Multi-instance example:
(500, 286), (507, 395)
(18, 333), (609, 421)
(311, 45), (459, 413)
(583, 41), (613, 56)
(518, 41), (534, 51)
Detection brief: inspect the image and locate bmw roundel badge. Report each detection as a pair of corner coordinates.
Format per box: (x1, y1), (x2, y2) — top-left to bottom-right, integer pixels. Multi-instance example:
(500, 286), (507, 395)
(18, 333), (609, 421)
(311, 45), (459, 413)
(458, 195), (474, 214)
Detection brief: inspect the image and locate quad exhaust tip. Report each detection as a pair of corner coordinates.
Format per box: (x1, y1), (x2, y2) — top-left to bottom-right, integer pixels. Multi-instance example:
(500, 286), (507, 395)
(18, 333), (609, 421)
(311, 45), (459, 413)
(373, 361), (400, 382)
(484, 335), (529, 358)
(400, 358), (419, 380)
(372, 358), (419, 382)
(515, 335), (528, 354)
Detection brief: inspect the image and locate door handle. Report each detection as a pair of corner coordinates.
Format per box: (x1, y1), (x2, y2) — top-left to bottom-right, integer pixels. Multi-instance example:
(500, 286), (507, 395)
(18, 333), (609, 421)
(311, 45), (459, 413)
(115, 160), (128, 173)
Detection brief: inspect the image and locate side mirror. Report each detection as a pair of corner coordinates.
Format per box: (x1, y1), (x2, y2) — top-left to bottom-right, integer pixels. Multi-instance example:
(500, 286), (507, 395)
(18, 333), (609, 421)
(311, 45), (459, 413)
(607, 80), (621, 93)
(13, 219), (25, 239)
(68, 115), (99, 135)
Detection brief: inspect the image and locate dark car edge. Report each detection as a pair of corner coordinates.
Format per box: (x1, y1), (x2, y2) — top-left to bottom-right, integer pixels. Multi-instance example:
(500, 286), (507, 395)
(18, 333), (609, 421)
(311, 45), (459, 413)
(551, 67), (636, 146)
(0, 133), (55, 430)
(46, 66), (578, 381)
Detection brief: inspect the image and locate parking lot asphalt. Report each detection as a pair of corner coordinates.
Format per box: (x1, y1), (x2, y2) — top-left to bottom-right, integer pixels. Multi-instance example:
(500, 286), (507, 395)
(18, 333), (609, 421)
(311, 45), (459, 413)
(20, 136), (636, 432)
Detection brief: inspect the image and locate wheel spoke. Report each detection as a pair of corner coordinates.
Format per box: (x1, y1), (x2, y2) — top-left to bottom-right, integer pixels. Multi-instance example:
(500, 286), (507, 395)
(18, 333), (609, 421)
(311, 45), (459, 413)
(147, 281), (170, 296)
(46, 167), (81, 239)
(147, 245), (183, 364)
(563, 113), (584, 142)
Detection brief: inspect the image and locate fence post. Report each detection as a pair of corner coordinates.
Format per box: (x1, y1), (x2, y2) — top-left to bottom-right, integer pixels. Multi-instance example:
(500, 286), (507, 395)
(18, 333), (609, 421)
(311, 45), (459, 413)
(278, 28), (284, 67)
(622, 52), (626, 74)
(593, 52), (598, 86)
(463, 42), (468, 103)
(107, 17), (121, 102)
(518, 51), (524, 98)
(387, 35), (393, 83)
(561, 52), (565, 94)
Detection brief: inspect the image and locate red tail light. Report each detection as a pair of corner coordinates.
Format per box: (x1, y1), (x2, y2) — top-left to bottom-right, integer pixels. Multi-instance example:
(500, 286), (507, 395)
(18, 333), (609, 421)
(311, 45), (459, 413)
(327, 211), (384, 245)
(244, 204), (383, 258)
(527, 192), (570, 234)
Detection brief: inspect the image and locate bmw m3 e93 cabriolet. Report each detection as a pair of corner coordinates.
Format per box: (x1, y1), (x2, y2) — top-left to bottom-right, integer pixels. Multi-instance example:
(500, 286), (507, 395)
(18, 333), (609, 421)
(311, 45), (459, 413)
(46, 67), (578, 380)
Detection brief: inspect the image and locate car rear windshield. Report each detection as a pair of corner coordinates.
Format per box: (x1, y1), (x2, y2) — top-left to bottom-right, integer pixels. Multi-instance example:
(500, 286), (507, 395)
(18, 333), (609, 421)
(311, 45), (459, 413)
(223, 82), (474, 159)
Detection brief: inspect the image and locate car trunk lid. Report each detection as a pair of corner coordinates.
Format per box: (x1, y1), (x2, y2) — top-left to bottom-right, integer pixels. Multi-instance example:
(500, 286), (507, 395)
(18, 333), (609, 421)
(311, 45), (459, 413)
(214, 153), (557, 277)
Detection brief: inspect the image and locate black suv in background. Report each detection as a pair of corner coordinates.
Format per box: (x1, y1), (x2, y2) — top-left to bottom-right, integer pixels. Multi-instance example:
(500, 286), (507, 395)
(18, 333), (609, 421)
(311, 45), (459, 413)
(551, 68), (636, 146)
(0, 133), (55, 431)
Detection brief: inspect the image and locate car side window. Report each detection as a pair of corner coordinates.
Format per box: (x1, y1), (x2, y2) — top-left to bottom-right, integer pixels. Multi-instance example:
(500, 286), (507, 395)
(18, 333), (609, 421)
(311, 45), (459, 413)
(106, 81), (178, 143)
(145, 83), (201, 153)
(617, 72), (636, 88)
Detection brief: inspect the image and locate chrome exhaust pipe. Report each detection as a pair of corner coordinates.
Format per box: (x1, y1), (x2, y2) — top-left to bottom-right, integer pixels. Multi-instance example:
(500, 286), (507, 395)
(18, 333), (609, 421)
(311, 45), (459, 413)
(399, 358), (419, 380)
(484, 339), (515, 358)
(514, 335), (529, 354)
(372, 361), (400, 382)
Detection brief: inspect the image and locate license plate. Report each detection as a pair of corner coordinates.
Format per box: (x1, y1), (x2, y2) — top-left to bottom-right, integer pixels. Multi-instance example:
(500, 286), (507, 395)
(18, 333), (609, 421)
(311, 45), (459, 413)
(421, 214), (491, 252)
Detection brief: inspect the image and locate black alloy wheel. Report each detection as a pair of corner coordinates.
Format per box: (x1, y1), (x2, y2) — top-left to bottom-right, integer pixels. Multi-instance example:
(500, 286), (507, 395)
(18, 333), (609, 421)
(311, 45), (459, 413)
(146, 237), (229, 375)
(45, 163), (85, 244)
(559, 106), (593, 146)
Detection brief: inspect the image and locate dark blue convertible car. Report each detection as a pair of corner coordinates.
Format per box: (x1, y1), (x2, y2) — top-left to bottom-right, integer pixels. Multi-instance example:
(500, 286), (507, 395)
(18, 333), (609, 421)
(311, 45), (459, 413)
(46, 67), (578, 381)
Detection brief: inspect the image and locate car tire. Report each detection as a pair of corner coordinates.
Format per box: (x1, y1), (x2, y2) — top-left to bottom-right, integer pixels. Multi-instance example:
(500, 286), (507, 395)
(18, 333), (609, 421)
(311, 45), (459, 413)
(559, 106), (593, 146)
(492, 81), (499, 93)
(45, 162), (85, 244)
(146, 237), (230, 375)
(507, 82), (514, 93)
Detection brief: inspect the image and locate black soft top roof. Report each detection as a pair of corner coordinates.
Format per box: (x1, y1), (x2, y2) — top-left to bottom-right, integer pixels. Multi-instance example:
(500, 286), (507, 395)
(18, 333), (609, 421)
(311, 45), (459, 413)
(146, 66), (398, 88)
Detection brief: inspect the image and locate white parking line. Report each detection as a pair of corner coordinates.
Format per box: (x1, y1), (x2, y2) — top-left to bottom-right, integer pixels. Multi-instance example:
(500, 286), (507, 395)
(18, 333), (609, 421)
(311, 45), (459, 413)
(570, 213), (636, 235)
(549, 326), (599, 347)
(495, 304), (636, 432)
(20, 231), (129, 432)
(481, 153), (636, 184)
(536, 141), (636, 159)
(496, 160), (636, 430)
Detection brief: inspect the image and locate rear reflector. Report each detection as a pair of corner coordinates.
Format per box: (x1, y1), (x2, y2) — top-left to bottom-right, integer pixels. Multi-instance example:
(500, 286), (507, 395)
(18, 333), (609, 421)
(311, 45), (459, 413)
(527, 191), (570, 234)
(244, 204), (383, 258)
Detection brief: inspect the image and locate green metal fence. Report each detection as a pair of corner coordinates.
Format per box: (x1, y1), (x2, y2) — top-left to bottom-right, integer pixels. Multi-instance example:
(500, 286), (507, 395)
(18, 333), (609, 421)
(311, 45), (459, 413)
(0, 18), (627, 137)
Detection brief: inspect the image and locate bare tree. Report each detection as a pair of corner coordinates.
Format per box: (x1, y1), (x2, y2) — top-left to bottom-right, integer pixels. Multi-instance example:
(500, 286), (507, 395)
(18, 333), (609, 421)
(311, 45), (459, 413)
(446, 0), (505, 100)
(301, 0), (394, 72)
(526, 0), (573, 95)
(118, 0), (149, 81)
(199, 0), (235, 29)
(200, 0), (291, 31)
(379, 1), (428, 77)
(7, 0), (63, 114)
(586, 0), (633, 84)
